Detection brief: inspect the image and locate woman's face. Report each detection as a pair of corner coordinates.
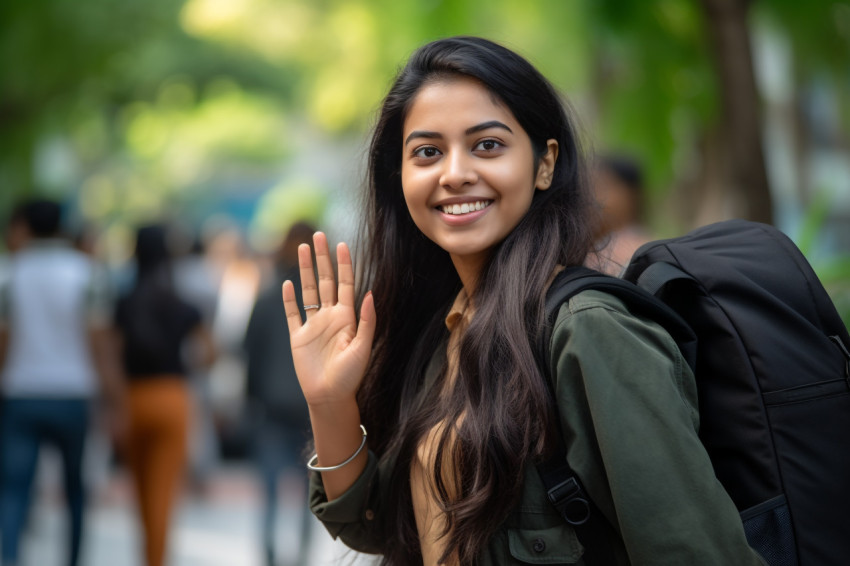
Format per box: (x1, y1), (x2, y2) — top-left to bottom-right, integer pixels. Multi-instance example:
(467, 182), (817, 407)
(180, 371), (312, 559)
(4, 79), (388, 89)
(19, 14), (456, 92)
(400, 76), (557, 284)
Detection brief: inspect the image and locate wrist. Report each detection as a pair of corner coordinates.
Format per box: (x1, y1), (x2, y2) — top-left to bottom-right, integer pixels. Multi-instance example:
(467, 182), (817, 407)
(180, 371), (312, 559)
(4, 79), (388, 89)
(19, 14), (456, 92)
(307, 396), (360, 422)
(308, 399), (363, 445)
(307, 424), (367, 472)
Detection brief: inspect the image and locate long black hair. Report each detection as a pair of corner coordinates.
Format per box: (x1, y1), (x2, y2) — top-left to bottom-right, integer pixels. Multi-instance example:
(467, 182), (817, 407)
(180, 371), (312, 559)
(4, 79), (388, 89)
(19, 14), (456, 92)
(355, 36), (596, 564)
(118, 224), (188, 372)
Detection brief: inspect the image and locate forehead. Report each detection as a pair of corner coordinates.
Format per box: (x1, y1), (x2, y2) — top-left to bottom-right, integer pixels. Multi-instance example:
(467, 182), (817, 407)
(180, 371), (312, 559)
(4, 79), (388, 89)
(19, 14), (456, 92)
(403, 76), (518, 132)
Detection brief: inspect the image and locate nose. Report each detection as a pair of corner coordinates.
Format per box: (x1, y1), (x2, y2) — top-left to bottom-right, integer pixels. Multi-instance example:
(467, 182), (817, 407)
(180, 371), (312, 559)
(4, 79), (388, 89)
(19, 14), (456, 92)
(439, 149), (478, 190)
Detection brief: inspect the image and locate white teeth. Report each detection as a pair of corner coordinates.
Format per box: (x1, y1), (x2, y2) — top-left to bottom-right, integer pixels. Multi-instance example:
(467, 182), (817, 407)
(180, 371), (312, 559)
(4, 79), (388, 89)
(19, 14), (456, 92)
(440, 200), (490, 215)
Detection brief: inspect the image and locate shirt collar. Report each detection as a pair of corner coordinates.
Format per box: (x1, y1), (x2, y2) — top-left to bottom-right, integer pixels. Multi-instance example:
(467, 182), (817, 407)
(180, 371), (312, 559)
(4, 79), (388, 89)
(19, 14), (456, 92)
(444, 265), (566, 333)
(445, 288), (470, 333)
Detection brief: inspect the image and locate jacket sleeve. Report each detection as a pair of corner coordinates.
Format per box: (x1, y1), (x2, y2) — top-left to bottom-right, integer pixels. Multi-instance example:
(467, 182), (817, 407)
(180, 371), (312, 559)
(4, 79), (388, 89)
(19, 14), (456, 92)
(550, 290), (765, 565)
(308, 449), (386, 555)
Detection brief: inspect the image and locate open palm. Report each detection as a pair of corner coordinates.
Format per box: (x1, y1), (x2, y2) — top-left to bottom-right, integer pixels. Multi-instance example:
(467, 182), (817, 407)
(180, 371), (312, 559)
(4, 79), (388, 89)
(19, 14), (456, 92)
(281, 232), (376, 408)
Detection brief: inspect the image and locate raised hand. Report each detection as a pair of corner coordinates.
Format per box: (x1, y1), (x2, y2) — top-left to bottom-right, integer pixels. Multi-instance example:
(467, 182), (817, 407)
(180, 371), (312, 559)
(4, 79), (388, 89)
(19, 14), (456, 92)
(281, 232), (376, 409)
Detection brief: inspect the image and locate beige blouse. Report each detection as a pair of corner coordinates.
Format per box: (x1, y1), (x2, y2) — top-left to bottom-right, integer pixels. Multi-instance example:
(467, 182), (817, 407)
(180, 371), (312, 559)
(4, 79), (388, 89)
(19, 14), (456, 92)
(410, 268), (564, 565)
(410, 289), (469, 566)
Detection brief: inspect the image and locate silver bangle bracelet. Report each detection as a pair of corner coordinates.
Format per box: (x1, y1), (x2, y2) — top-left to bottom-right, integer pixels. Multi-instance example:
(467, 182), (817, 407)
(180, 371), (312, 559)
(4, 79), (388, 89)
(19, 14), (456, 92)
(306, 425), (368, 472)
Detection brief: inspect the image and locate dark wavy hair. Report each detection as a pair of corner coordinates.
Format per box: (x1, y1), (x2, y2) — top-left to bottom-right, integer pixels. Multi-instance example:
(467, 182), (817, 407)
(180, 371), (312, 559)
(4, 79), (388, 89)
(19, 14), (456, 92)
(354, 36), (596, 564)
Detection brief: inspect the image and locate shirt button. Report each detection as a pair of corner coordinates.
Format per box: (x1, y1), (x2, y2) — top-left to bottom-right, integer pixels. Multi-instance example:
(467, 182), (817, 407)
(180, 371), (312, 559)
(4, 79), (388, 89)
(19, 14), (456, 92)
(532, 538), (546, 553)
(364, 509), (375, 521)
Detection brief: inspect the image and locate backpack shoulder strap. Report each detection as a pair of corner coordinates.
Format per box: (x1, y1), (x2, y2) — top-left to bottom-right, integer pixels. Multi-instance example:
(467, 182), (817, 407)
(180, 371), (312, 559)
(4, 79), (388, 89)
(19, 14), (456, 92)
(536, 266), (697, 562)
(633, 260), (695, 295)
(536, 267), (627, 564)
(545, 266), (697, 371)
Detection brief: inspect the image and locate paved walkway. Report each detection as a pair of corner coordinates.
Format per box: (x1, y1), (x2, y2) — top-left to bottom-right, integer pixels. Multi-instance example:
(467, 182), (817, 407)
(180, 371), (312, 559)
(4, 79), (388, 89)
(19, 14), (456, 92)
(16, 454), (374, 566)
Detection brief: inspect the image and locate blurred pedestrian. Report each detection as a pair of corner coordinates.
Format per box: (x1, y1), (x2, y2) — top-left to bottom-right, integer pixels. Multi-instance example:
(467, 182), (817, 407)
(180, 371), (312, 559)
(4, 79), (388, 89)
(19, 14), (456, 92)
(0, 199), (123, 566)
(114, 224), (216, 566)
(243, 222), (315, 566)
(590, 154), (652, 275)
(173, 234), (222, 496)
(3, 203), (30, 255)
(205, 225), (261, 456)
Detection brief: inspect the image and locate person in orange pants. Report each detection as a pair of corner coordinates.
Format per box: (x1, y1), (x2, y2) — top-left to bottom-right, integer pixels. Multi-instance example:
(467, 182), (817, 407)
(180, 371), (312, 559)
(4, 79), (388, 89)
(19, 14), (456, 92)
(114, 225), (215, 566)
(125, 379), (191, 566)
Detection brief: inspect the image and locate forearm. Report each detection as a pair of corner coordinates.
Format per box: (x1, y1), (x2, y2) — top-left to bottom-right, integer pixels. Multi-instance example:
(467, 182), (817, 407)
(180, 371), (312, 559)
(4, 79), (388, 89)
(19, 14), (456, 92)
(309, 397), (369, 500)
(88, 327), (125, 405)
(309, 450), (386, 553)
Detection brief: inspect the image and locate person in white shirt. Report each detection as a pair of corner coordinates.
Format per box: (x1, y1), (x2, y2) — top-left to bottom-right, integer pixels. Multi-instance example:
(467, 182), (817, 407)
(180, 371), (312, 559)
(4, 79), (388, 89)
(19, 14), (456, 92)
(0, 199), (123, 566)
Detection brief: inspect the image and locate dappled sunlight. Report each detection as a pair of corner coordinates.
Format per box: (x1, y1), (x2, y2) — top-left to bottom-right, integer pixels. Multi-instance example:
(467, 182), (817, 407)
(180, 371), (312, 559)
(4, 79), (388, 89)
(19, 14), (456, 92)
(249, 178), (328, 253)
(180, 0), (317, 63)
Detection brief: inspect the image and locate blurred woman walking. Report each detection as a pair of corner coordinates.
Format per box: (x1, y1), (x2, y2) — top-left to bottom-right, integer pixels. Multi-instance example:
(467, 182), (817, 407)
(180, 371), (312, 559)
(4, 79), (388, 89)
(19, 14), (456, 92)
(114, 224), (215, 566)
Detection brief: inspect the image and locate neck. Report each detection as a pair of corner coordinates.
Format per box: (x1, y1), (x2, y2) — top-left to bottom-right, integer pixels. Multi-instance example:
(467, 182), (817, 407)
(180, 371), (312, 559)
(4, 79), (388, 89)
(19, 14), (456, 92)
(450, 252), (488, 296)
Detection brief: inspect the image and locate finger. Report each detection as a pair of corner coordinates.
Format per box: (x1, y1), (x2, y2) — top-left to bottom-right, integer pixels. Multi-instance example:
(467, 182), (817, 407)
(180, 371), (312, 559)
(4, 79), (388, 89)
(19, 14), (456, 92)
(281, 280), (303, 334)
(352, 291), (377, 353)
(298, 243), (320, 318)
(337, 242), (355, 308)
(313, 232), (337, 307)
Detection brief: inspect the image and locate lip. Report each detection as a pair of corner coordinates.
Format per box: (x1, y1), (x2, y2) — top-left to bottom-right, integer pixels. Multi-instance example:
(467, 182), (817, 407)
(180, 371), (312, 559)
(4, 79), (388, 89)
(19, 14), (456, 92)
(434, 196), (492, 207)
(436, 202), (493, 226)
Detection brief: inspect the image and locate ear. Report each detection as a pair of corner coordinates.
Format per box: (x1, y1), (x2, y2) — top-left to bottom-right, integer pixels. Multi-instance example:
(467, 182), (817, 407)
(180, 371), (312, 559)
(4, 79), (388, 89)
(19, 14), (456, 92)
(535, 139), (559, 191)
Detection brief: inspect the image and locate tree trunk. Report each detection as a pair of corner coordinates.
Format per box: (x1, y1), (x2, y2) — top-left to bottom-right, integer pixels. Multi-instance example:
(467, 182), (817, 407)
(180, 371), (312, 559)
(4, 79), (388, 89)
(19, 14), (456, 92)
(700, 0), (774, 224)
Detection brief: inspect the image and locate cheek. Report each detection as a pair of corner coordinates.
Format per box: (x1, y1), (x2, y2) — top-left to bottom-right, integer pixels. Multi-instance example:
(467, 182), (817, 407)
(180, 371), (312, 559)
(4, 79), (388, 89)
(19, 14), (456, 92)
(401, 168), (431, 208)
(400, 179), (427, 229)
(401, 193), (431, 239)
(401, 189), (416, 218)
(490, 156), (537, 190)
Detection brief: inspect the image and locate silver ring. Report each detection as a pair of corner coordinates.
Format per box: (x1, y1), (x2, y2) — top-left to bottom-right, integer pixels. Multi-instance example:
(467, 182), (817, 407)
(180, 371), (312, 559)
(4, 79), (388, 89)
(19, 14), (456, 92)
(303, 304), (320, 311)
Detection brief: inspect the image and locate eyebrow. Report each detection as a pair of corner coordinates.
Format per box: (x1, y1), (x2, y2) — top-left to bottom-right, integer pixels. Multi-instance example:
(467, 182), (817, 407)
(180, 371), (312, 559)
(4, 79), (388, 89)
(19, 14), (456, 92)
(404, 120), (513, 146)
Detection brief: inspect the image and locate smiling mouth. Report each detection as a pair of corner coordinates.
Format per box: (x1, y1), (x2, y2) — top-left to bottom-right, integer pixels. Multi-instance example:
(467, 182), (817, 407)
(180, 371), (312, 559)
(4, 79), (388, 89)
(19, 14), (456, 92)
(438, 200), (493, 215)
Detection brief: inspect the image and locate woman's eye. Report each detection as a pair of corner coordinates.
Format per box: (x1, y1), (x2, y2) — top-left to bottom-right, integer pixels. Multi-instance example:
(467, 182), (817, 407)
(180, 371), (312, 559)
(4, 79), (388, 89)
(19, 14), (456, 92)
(413, 146), (441, 159)
(475, 139), (503, 152)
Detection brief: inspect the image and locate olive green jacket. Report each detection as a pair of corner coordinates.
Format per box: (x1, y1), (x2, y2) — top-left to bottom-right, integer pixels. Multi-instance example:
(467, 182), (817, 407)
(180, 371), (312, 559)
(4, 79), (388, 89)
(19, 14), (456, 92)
(309, 290), (766, 565)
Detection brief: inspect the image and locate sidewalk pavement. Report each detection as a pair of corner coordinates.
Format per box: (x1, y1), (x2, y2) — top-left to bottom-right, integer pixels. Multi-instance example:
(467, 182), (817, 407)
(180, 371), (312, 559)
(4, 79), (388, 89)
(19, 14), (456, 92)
(17, 453), (375, 566)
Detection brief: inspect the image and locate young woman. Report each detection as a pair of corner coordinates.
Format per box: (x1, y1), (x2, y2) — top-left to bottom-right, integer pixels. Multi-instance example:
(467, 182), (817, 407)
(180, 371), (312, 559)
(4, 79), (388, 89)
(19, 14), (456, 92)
(282, 37), (765, 565)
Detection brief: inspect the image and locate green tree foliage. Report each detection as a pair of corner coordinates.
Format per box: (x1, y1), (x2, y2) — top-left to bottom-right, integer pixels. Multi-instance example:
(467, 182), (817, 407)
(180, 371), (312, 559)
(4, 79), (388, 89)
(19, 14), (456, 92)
(0, 0), (292, 220)
(585, 0), (717, 205)
(1, 0), (847, 243)
(178, 0), (592, 131)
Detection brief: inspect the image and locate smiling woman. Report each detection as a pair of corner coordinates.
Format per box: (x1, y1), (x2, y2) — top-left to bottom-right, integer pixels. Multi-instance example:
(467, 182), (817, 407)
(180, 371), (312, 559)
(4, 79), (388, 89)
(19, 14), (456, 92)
(400, 76), (557, 288)
(279, 36), (768, 566)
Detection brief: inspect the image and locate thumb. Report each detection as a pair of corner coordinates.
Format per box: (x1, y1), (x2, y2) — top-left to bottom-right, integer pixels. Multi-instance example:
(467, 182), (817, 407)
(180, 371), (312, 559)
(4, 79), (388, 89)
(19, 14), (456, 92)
(353, 291), (377, 352)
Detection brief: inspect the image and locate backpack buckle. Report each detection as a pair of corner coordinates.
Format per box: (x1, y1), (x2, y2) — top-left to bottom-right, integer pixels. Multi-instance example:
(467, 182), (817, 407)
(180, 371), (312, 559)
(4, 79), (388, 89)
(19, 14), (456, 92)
(546, 477), (591, 526)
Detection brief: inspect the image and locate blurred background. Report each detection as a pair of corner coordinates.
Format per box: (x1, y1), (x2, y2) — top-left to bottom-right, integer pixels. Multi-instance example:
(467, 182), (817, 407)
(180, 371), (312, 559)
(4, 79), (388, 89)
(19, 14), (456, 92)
(0, 0), (848, 565)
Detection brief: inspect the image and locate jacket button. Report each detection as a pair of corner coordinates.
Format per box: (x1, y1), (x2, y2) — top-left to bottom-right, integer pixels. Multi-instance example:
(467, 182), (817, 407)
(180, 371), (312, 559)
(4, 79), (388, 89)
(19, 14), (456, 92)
(364, 509), (375, 521)
(532, 538), (546, 553)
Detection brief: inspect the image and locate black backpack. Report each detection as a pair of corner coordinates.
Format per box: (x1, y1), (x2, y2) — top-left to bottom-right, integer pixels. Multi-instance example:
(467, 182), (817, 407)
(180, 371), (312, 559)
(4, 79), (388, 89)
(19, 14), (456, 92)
(538, 219), (850, 566)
